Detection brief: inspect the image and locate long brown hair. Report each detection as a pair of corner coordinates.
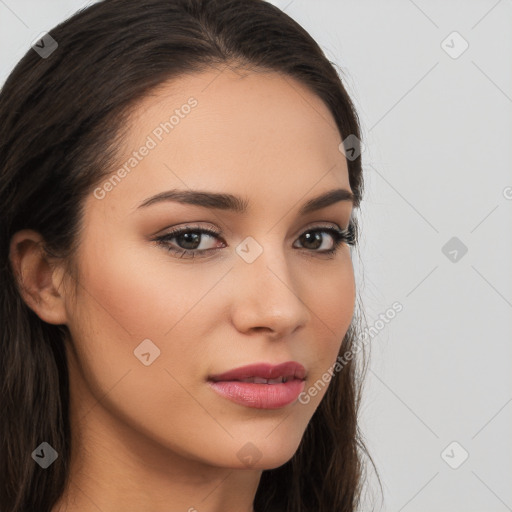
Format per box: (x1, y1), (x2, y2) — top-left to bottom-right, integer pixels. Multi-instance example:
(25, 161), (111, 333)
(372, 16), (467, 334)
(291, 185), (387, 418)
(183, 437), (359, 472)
(0, 1), (381, 510)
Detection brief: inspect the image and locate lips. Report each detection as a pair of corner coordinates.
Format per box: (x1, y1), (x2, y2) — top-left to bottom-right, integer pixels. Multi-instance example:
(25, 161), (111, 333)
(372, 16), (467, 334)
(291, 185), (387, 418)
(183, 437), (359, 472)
(207, 361), (307, 409)
(208, 361), (307, 383)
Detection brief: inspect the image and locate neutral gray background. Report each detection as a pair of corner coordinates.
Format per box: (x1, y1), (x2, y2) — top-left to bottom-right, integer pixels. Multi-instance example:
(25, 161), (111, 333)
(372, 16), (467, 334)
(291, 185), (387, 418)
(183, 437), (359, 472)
(1, 1), (511, 511)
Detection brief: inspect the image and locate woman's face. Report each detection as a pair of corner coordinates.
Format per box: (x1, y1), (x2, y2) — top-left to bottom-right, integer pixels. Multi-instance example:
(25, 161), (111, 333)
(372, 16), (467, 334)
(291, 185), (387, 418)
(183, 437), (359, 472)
(63, 66), (356, 470)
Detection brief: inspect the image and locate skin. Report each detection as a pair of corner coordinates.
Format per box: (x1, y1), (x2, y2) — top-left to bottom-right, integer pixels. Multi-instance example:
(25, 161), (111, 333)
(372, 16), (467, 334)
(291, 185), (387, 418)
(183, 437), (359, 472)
(10, 65), (356, 512)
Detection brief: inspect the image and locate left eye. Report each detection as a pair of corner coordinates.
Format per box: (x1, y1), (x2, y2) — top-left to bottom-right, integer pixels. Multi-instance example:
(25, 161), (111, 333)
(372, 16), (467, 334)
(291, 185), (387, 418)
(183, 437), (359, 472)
(154, 223), (353, 259)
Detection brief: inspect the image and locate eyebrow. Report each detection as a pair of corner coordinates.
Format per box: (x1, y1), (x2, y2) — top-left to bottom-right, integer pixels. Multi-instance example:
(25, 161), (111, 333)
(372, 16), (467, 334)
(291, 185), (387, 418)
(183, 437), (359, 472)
(136, 187), (354, 215)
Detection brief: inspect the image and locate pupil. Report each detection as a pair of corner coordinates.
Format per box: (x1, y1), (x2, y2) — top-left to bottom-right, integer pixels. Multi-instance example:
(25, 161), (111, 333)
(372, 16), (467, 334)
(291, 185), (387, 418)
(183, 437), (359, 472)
(301, 232), (321, 250)
(178, 232), (201, 250)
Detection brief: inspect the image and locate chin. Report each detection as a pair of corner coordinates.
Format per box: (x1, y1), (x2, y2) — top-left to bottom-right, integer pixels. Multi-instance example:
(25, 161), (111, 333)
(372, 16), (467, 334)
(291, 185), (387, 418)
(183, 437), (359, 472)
(222, 429), (305, 470)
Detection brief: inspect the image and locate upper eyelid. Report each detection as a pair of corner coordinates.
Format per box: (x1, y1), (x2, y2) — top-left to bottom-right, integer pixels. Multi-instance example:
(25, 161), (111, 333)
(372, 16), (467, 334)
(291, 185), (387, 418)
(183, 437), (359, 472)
(160, 221), (346, 237)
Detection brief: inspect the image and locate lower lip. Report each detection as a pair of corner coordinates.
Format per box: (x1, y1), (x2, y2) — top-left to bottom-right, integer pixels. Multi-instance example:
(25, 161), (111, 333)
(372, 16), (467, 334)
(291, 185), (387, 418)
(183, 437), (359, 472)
(208, 379), (306, 409)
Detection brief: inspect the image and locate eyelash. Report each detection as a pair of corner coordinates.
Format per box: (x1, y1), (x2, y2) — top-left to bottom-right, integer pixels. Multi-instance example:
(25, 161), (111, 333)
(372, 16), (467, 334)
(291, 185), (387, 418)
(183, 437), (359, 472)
(153, 222), (356, 260)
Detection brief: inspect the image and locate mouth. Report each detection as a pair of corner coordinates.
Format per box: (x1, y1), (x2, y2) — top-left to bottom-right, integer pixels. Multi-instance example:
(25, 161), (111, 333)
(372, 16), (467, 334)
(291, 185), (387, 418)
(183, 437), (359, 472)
(207, 361), (307, 409)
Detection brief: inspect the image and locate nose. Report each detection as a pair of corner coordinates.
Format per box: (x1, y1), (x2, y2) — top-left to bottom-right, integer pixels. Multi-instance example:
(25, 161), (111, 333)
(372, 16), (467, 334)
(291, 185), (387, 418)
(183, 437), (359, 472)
(229, 240), (311, 339)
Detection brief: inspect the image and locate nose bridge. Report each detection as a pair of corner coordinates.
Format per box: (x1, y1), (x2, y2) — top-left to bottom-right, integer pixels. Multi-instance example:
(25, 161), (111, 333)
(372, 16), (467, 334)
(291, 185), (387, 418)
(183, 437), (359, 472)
(230, 233), (310, 334)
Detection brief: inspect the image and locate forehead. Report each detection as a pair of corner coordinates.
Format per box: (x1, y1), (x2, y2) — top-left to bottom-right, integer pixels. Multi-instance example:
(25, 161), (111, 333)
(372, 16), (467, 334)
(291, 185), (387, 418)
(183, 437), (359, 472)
(92, 66), (351, 217)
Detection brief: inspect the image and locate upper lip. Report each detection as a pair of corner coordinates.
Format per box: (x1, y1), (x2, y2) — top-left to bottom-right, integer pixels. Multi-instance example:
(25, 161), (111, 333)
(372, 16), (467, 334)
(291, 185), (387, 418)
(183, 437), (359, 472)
(209, 361), (306, 382)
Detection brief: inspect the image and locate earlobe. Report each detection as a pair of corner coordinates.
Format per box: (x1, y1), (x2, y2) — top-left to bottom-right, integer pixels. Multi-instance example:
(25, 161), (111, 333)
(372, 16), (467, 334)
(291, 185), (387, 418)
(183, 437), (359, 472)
(9, 229), (69, 325)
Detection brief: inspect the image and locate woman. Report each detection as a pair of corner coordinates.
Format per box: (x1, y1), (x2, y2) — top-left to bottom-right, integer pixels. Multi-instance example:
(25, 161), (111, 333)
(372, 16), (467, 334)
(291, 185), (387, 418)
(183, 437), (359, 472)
(0, 0), (380, 510)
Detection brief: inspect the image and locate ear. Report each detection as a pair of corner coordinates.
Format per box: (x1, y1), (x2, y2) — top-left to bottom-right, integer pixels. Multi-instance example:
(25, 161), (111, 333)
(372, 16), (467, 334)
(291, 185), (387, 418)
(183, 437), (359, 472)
(9, 229), (69, 325)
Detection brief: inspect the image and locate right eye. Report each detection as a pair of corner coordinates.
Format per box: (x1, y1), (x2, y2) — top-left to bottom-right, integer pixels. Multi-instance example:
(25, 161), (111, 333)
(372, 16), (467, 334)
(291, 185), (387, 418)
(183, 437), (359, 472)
(154, 225), (226, 259)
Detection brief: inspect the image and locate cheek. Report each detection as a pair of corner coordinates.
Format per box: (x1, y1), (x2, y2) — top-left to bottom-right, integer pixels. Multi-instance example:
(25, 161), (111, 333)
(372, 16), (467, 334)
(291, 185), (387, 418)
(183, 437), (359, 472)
(65, 239), (233, 456)
(300, 257), (355, 394)
(308, 254), (355, 340)
(318, 261), (355, 329)
(67, 232), (232, 393)
(73, 232), (229, 343)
